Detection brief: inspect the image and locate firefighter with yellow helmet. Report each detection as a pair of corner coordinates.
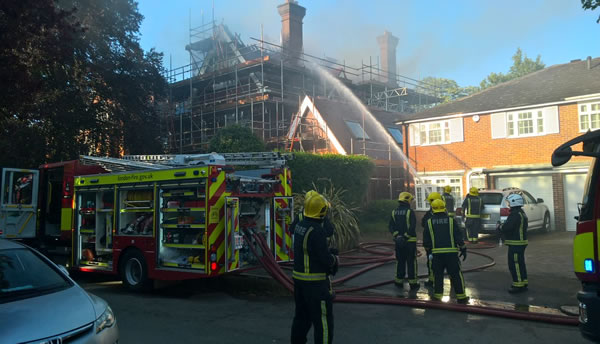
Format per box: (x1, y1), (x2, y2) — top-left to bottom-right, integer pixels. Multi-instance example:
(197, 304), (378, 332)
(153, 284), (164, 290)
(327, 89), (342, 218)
(291, 193), (338, 344)
(422, 191), (442, 287)
(423, 199), (469, 303)
(389, 191), (419, 291)
(442, 186), (456, 217)
(291, 190), (334, 238)
(462, 187), (484, 243)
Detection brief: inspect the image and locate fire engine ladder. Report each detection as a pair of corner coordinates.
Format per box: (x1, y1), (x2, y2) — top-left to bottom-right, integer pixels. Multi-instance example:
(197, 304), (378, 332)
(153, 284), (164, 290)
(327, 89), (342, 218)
(79, 155), (169, 172)
(123, 152), (293, 168)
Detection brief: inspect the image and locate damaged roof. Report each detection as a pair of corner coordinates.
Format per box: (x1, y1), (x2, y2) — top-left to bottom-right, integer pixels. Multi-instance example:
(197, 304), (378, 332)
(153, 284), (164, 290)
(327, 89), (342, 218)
(397, 57), (600, 123)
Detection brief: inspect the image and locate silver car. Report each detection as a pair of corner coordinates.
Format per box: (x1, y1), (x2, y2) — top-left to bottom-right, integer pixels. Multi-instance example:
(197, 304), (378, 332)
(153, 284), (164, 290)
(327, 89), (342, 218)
(0, 239), (119, 343)
(458, 188), (551, 233)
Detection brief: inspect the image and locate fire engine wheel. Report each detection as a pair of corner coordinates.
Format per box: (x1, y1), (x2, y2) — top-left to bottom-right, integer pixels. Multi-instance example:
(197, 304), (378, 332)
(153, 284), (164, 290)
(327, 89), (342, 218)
(542, 212), (551, 233)
(120, 250), (150, 291)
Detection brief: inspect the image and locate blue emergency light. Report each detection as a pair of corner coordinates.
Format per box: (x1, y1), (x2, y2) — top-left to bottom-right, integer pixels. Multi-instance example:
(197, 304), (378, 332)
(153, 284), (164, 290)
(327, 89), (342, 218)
(585, 259), (594, 273)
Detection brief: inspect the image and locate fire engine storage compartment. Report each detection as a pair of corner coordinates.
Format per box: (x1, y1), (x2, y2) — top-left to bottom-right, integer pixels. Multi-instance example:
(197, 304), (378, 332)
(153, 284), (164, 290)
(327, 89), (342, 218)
(75, 186), (115, 270)
(117, 186), (154, 236)
(158, 180), (207, 271)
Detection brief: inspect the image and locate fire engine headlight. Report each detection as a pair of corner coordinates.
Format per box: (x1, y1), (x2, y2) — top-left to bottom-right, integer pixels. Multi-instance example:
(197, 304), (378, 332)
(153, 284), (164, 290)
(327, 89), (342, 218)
(584, 259), (594, 273)
(580, 302), (588, 324)
(95, 305), (116, 334)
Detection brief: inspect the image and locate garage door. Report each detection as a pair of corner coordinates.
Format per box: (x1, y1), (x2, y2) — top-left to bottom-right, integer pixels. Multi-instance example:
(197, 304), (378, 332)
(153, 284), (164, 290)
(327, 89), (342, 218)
(495, 175), (555, 228)
(564, 173), (586, 231)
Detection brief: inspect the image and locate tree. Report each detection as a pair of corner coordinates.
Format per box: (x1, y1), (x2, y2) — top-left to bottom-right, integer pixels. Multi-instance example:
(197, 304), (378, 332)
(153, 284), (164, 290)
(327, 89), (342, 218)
(480, 48), (545, 89)
(0, 0), (167, 168)
(420, 77), (480, 103)
(208, 124), (266, 153)
(582, 0), (600, 22)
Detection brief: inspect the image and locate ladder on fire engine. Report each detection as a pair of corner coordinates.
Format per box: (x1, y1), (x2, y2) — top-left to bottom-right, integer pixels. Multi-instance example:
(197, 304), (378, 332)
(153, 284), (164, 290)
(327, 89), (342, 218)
(123, 152), (293, 168)
(79, 155), (168, 172)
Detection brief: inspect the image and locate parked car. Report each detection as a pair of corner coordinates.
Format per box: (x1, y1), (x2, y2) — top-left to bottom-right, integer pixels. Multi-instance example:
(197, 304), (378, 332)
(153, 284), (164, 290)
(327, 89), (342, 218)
(0, 239), (118, 343)
(456, 188), (551, 233)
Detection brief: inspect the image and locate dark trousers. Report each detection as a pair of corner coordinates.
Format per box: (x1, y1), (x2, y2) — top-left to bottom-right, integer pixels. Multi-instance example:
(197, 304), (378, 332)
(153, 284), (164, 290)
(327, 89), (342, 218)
(291, 279), (334, 344)
(507, 245), (528, 287)
(465, 218), (481, 242)
(395, 242), (418, 284)
(432, 252), (467, 300)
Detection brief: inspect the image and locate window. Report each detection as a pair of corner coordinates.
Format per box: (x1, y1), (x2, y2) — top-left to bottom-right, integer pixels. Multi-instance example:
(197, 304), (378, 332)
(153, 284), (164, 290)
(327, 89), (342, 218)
(387, 127), (403, 144)
(415, 120), (454, 145)
(414, 176), (463, 210)
(579, 102), (600, 132)
(507, 110), (543, 137)
(345, 121), (370, 140)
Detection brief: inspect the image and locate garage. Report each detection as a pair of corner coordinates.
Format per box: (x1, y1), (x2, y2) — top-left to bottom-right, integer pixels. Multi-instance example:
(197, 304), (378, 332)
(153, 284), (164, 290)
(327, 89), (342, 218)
(494, 175), (555, 228)
(564, 173), (587, 231)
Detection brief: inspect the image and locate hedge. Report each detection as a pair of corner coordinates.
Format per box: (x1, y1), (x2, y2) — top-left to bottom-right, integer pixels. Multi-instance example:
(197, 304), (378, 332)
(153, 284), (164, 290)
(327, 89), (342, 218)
(288, 153), (374, 206)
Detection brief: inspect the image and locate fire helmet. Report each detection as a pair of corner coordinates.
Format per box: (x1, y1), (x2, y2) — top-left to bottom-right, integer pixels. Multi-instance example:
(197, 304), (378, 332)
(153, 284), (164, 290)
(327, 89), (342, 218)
(426, 192), (442, 204)
(506, 193), (524, 208)
(444, 185), (452, 193)
(303, 194), (329, 219)
(431, 199), (447, 213)
(469, 187), (479, 196)
(398, 192), (414, 203)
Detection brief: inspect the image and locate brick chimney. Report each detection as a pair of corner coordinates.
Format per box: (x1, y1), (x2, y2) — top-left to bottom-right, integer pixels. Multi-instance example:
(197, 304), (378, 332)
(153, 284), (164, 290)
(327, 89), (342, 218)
(377, 30), (399, 86)
(277, 0), (306, 64)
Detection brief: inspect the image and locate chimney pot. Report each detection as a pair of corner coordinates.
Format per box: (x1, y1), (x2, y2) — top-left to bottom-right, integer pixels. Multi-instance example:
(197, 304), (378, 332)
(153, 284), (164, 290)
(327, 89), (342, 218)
(587, 56), (592, 70)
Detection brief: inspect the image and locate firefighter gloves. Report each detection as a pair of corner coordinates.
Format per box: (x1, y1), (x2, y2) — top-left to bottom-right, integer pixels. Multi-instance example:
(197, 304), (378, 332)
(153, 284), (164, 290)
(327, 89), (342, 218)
(459, 247), (467, 261)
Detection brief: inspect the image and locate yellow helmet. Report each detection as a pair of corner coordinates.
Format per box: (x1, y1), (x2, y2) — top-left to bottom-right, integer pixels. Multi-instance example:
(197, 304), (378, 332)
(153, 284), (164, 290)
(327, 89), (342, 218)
(426, 192), (442, 204)
(431, 199), (447, 213)
(444, 185), (452, 193)
(469, 187), (479, 196)
(303, 194), (329, 219)
(398, 192), (414, 203)
(305, 190), (319, 199)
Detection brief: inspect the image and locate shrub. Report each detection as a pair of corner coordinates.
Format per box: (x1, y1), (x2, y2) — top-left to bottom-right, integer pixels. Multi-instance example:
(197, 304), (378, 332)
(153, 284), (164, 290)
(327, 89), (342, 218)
(357, 199), (398, 236)
(208, 124), (265, 153)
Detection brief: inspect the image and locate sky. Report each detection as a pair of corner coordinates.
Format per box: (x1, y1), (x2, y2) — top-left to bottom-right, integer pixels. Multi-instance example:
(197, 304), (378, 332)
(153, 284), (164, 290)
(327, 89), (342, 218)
(138, 0), (600, 87)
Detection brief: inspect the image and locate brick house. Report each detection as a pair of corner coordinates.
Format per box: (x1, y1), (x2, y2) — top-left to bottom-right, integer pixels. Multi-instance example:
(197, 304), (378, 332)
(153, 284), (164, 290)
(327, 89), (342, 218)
(396, 57), (600, 231)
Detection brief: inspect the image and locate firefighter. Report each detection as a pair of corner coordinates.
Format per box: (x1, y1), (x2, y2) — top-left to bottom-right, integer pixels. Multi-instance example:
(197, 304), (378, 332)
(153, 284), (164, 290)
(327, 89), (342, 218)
(422, 191), (442, 288)
(291, 193), (338, 344)
(423, 199), (469, 304)
(498, 193), (529, 293)
(389, 191), (419, 291)
(462, 187), (483, 244)
(291, 190), (334, 238)
(442, 186), (455, 217)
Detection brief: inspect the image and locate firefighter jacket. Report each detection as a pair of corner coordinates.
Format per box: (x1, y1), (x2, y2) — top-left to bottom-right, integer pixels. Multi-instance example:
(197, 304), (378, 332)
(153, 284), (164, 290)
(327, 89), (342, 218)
(292, 218), (337, 282)
(500, 207), (528, 245)
(290, 210), (334, 237)
(423, 213), (465, 254)
(388, 202), (417, 242)
(462, 195), (483, 218)
(442, 193), (456, 216)
(421, 209), (433, 229)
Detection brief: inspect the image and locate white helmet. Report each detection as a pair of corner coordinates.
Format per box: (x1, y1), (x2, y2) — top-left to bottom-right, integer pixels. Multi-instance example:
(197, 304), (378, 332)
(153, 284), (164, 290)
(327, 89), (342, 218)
(506, 194), (524, 207)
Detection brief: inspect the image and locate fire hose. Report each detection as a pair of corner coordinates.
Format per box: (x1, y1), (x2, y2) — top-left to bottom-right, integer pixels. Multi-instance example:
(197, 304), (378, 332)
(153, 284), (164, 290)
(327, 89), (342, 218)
(243, 230), (578, 326)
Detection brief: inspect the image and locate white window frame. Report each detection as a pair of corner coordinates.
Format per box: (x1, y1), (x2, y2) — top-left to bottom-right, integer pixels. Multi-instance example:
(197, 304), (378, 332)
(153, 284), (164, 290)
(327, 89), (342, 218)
(414, 176), (462, 210)
(579, 101), (600, 132)
(506, 109), (545, 137)
(418, 120), (451, 146)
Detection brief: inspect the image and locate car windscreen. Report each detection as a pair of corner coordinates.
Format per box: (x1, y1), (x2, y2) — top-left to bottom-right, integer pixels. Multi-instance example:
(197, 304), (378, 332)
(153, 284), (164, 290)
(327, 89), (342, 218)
(0, 248), (71, 303)
(479, 193), (504, 205)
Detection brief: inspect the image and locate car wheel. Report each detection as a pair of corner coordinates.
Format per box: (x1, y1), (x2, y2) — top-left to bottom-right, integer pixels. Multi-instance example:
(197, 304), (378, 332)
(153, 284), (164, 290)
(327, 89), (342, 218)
(542, 212), (551, 232)
(119, 249), (151, 291)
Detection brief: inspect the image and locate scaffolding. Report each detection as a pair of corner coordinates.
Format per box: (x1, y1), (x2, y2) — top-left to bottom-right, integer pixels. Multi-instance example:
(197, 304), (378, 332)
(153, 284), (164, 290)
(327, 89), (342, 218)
(161, 22), (442, 155)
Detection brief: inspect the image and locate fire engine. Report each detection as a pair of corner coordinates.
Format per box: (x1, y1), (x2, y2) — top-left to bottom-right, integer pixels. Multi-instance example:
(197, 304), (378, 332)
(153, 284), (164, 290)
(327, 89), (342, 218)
(552, 130), (600, 340)
(0, 152), (294, 290)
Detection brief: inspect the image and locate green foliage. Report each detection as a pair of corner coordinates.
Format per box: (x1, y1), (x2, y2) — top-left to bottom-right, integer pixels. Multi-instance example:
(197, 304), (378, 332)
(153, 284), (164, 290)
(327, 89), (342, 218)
(582, 0), (600, 23)
(420, 77), (480, 103)
(208, 124), (265, 153)
(294, 181), (360, 251)
(0, 0), (167, 168)
(480, 48), (545, 89)
(288, 152), (374, 206)
(358, 199), (398, 225)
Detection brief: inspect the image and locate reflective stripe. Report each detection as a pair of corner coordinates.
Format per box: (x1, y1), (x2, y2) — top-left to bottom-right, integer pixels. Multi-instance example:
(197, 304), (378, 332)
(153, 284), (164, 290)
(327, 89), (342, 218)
(514, 253), (522, 283)
(406, 209), (411, 231)
(303, 228), (314, 274)
(406, 237), (417, 242)
(321, 301), (329, 344)
(466, 198), (480, 218)
(433, 293), (443, 299)
(395, 277), (404, 283)
(519, 213), (525, 242)
(449, 220), (455, 249)
(505, 240), (528, 245)
(432, 247), (459, 253)
(448, 212), (456, 216)
(392, 231), (399, 237)
(427, 219), (436, 249)
(292, 270), (326, 281)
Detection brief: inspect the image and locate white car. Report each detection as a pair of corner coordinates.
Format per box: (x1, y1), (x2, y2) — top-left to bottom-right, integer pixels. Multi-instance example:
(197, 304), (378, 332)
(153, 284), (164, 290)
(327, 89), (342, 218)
(0, 239), (119, 343)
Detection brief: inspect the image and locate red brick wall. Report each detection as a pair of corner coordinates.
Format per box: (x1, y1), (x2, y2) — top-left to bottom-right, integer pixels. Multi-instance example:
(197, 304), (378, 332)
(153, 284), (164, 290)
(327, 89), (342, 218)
(552, 174), (566, 231)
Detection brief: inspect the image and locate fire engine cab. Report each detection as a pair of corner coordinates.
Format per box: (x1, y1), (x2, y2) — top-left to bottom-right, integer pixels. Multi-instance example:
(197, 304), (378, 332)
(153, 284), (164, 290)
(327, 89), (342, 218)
(0, 152), (294, 290)
(553, 130), (600, 340)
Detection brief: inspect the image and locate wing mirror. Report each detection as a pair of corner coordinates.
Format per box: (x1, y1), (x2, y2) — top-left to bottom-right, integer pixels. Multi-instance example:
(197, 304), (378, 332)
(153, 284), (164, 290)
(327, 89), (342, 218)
(537, 198), (544, 203)
(552, 131), (600, 167)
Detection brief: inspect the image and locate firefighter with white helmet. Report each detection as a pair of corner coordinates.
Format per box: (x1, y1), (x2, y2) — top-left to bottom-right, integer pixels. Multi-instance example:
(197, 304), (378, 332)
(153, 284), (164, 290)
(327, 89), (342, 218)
(389, 191), (419, 291)
(462, 187), (484, 243)
(422, 191), (442, 287)
(498, 193), (529, 293)
(423, 199), (469, 303)
(291, 193), (338, 344)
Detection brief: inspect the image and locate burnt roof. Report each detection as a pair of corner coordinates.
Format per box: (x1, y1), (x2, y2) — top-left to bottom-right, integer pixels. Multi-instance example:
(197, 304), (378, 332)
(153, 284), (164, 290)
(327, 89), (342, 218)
(398, 57), (600, 123)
